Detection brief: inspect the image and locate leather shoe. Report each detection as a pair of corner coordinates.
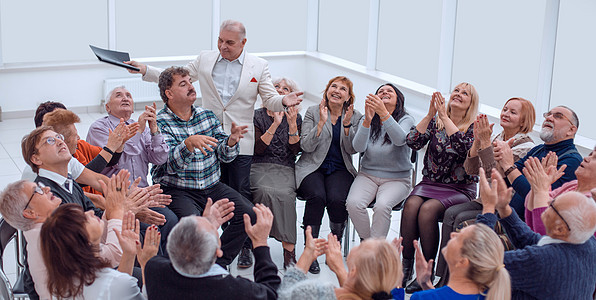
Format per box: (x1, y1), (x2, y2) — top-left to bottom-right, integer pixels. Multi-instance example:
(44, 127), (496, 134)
(308, 259), (320, 274)
(237, 247), (253, 269)
(283, 248), (297, 270)
(405, 278), (423, 294)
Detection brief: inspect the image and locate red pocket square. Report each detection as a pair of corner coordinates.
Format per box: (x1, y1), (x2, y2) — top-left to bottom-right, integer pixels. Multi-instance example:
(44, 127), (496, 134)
(250, 77), (258, 83)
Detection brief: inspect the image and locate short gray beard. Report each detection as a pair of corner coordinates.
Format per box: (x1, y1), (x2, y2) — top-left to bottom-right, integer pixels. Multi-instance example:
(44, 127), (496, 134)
(540, 128), (555, 143)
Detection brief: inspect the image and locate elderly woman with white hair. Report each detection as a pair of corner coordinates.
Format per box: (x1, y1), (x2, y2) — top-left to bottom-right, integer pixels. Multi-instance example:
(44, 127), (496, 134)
(478, 168), (596, 299)
(245, 77), (303, 269)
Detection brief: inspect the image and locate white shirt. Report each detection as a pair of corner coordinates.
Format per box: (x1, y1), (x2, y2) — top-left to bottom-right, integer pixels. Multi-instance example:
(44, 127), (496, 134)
(82, 268), (144, 300)
(212, 50), (245, 105)
(21, 157), (85, 182)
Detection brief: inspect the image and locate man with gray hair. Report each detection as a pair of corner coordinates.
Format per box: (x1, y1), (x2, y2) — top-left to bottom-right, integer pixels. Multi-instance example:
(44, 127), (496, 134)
(87, 86), (177, 253)
(143, 201), (281, 299)
(493, 105), (582, 219)
(478, 168), (596, 299)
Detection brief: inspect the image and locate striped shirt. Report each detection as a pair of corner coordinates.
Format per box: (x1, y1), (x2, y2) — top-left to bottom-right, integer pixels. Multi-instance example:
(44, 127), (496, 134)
(151, 105), (239, 190)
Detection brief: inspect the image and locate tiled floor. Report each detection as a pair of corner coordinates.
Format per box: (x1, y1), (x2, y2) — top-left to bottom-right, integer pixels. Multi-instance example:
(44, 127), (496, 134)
(0, 107), (416, 298)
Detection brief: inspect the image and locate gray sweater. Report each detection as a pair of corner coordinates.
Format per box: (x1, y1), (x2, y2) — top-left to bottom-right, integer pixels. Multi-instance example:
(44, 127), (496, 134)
(352, 115), (415, 179)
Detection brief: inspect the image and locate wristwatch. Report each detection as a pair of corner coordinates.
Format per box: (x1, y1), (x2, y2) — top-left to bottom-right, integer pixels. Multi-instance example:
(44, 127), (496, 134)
(504, 165), (517, 177)
(343, 123), (352, 128)
(288, 131), (299, 137)
(150, 129), (160, 136)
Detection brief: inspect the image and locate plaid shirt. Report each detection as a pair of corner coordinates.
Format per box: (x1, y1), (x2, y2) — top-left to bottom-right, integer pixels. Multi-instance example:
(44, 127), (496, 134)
(151, 105), (239, 190)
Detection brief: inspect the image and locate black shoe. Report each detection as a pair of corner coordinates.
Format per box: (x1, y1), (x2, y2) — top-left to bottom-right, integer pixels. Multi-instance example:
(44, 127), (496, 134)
(283, 248), (297, 270)
(329, 221), (346, 244)
(237, 247), (253, 269)
(405, 278), (423, 294)
(401, 258), (414, 288)
(308, 259), (320, 274)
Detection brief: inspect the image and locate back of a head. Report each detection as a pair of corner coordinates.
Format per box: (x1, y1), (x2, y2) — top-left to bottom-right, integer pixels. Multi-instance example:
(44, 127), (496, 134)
(167, 216), (219, 276)
(461, 224), (511, 300)
(40, 204), (108, 298)
(42, 109), (80, 137)
(34, 101), (66, 128)
(559, 191), (596, 244)
(347, 239), (401, 299)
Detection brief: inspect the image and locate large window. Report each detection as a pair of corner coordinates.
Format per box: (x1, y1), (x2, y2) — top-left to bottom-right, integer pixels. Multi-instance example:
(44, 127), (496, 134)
(550, 0), (596, 140)
(116, 0), (212, 58)
(0, 0), (108, 63)
(376, 0), (443, 88)
(451, 0), (546, 109)
(221, 0), (307, 53)
(318, 0), (369, 66)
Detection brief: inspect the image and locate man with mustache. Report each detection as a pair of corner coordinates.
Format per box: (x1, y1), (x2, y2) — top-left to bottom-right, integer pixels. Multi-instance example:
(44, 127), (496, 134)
(493, 105), (582, 218)
(126, 20), (303, 268)
(151, 66), (254, 269)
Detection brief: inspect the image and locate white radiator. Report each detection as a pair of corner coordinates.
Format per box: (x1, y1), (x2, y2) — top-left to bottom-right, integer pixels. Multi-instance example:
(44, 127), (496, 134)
(102, 78), (202, 111)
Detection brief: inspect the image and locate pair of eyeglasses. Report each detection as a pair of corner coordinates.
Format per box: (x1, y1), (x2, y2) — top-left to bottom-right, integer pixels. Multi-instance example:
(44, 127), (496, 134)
(543, 111), (575, 127)
(548, 198), (571, 231)
(24, 182), (46, 211)
(41, 133), (65, 146)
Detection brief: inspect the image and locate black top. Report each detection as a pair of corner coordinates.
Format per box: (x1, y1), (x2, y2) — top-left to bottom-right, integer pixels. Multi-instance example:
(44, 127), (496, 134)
(252, 108), (302, 168)
(320, 121), (346, 174)
(35, 175), (103, 217)
(145, 246), (280, 300)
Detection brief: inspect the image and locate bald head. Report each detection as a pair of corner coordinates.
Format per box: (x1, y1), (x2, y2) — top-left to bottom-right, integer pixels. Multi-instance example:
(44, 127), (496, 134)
(546, 191), (596, 244)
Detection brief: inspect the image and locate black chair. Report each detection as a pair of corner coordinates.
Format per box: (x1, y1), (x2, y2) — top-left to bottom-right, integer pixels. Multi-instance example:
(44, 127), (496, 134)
(0, 218), (29, 300)
(343, 150), (419, 256)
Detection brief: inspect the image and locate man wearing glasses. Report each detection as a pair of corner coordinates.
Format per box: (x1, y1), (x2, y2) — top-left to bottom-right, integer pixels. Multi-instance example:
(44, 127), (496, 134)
(493, 106), (582, 218)
(478, 169), (596, 299)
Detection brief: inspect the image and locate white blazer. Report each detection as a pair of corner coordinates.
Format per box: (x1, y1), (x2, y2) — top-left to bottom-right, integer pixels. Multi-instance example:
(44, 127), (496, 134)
(143, 50), (285, 155)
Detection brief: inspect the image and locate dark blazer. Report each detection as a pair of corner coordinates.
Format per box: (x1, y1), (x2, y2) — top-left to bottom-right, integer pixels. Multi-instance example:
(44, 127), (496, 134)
(145, 246), (280, 300)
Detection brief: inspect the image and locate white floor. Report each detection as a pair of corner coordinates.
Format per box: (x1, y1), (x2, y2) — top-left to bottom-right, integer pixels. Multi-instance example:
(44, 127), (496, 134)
(0, 108), (415, 298)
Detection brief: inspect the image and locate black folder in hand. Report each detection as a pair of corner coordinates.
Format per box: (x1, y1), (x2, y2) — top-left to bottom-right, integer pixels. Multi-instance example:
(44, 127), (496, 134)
(89, 45), (140, 71)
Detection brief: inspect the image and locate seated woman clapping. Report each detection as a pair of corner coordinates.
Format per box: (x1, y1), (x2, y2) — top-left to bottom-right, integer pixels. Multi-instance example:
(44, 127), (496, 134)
(346, 83), (415, 240)
(250, 77), (303, 269)
(435, 97), (535, 286)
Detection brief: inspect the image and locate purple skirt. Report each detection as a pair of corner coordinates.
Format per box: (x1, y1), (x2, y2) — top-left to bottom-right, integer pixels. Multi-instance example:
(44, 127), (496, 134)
(409, 177), (477, 208)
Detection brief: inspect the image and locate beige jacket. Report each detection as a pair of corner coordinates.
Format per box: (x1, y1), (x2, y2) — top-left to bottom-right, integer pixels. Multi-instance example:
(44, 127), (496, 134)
(143, 50), (284, 155)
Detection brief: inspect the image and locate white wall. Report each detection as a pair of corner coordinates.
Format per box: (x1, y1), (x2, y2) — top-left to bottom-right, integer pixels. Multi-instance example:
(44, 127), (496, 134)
(115, 0), (213, 58)
(452, 0), (546, 109)
(550, 0), (596, 142)
(317, 0), (369, 66)
(376, 0), (443, 88)
(221, 0), (308, 53)
(1, 0), (595, 150)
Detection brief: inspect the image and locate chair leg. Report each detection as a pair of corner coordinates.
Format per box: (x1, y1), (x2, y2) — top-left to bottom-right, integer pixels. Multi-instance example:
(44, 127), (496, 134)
(343, 219), (350, 257)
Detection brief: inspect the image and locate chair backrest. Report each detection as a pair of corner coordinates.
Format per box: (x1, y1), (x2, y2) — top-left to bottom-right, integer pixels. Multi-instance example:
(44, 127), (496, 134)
(0, 219), (17, 271)
(0, 218), (16, 300)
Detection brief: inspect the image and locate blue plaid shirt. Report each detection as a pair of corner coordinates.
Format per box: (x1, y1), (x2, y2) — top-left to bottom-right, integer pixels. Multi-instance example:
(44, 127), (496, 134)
(151, 105), (239, 190)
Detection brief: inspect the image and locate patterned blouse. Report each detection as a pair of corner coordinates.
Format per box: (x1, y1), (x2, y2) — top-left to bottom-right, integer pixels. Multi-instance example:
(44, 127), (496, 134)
(253, 108), (302, 168)
(406, 117), (477, 184)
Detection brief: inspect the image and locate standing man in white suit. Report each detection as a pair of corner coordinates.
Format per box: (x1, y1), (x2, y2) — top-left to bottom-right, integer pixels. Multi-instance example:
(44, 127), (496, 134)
(126, 20), (302, 268)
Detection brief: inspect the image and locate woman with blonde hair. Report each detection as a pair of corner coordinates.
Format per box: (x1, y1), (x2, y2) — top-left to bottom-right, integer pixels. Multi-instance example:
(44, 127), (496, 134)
(402, 83), (479, 293)
(279, 227), (403, 300)
(412, 223), (511, 300)
(435, 97), (536, 287)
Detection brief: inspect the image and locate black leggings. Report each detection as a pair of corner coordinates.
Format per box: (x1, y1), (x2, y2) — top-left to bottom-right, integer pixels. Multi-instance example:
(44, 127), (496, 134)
(400, 195), (446, 261)
(298, 168), (354, 226)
